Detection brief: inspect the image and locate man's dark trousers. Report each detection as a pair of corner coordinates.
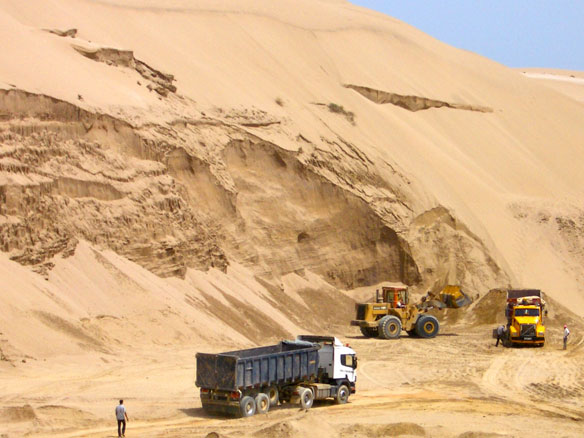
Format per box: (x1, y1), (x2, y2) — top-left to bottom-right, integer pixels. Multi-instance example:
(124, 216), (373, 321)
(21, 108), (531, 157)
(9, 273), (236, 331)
(118, 419), (126, 437)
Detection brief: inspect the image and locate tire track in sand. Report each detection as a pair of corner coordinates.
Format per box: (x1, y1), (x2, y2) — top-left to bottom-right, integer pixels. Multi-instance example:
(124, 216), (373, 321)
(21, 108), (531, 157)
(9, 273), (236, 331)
(480, 352), (584, 421)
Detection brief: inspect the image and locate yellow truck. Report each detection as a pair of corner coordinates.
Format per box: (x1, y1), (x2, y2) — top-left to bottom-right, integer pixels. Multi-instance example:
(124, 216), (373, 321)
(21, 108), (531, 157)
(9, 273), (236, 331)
(500, 289), (546, 347)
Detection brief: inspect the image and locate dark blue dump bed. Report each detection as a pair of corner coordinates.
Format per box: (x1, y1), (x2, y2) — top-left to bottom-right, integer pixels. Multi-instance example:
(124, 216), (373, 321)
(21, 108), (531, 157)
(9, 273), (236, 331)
(196, 341), (319, 391)
(508, 289), (541, 299)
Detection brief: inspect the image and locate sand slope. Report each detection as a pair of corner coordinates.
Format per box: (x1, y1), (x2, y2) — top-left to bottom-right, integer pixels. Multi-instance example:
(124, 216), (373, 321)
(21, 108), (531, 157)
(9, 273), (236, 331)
(1, 1), (584, 437)
(0, 0), (582, 349)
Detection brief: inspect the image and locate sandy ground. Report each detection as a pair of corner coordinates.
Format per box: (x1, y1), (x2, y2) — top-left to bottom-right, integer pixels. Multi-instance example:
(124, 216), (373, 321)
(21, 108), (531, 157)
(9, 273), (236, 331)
(2, 323), (583, 438)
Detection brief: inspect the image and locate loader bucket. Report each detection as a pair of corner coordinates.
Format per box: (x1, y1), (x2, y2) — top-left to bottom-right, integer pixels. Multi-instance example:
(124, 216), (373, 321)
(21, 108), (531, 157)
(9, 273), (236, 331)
(439, 285), (472, 309)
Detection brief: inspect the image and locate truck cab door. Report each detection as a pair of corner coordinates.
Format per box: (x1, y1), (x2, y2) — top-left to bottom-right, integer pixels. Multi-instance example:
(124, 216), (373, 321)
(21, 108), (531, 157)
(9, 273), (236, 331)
(333, 347), (357, 383)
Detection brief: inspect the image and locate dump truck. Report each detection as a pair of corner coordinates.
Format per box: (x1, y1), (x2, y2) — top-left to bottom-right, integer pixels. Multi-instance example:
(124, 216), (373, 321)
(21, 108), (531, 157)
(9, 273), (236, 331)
(495, 289), (546, 347)
(351, 285), (472, 339)
(195, 335), (357, 417)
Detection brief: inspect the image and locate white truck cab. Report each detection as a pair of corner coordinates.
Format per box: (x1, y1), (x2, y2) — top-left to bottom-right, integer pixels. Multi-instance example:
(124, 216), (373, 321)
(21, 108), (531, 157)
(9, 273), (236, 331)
(296, 335), (357, 389)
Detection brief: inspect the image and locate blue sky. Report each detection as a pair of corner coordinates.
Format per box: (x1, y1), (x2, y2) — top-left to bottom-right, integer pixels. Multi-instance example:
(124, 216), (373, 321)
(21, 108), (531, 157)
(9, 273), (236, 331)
(349, 1), (584, 70)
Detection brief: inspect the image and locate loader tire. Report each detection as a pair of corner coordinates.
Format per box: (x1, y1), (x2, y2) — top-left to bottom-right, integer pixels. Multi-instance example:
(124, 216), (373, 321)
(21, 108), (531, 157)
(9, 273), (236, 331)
(378, 315), (402, 339)
(415, 315), (439, 338)
(360, 326), (378, 338)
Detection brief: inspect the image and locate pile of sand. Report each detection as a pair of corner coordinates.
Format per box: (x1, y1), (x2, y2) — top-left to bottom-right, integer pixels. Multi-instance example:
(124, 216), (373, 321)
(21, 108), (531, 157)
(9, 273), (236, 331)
(341, 422), (427, 437)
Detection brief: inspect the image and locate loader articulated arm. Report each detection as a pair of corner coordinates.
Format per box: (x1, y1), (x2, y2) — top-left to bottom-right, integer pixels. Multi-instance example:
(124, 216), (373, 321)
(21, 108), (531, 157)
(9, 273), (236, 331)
(419, 285), (473, 310)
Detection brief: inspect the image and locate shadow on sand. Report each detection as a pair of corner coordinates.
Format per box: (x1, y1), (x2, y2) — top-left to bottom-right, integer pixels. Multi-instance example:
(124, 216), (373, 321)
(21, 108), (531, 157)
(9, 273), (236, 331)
(179, 407), (212, 418)
(179, 400), (341, 419)
(347, 333), (459, 340)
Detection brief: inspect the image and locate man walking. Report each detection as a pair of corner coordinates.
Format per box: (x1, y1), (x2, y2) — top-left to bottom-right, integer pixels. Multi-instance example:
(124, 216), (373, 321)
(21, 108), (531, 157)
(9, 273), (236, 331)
(495, 324), (505, 347)
(116, 399), (129, 437)
(563, 324), (570, 350)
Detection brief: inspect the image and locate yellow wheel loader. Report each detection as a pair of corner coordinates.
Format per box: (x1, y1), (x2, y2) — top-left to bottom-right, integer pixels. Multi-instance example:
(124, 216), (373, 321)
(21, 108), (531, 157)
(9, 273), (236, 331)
(350, 285), (472, 339)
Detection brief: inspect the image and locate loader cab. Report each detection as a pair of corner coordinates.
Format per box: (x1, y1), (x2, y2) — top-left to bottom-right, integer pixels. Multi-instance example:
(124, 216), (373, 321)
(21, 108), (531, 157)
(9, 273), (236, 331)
(377, 286), (409, 309)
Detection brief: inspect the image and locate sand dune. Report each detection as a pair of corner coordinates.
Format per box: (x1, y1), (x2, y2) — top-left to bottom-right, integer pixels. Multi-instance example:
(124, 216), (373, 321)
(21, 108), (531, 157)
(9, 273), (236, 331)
(1, 1), (584, 436)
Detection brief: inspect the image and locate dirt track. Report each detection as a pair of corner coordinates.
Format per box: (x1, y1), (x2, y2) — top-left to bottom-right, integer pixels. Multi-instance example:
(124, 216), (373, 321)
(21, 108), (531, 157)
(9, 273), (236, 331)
(1, 324), (583, 438)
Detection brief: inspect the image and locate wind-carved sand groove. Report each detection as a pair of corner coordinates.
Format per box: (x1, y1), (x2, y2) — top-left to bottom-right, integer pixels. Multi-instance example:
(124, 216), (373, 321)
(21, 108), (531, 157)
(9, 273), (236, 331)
(51, 177), (124, 201)
(344, 84), (493, 113)
(43, 28), (78, 38)
(72, 44), (177, 97)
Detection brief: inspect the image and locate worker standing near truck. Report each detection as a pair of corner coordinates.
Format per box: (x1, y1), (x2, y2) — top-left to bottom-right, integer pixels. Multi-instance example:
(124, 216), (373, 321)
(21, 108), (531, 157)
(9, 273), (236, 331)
(563, 324), (570, 350)
(495, 325), (505, 347)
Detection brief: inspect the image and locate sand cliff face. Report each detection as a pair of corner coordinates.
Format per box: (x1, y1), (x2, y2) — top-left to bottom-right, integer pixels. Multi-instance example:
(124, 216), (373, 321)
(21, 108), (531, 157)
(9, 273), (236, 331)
(0, 89), (227, 278)
(0, 85), (507, 292)
(0, 0), (583, 359)
(0, 87), (421, 286)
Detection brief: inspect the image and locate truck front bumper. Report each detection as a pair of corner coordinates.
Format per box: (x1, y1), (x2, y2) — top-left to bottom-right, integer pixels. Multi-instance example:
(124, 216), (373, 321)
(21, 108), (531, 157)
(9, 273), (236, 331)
(510, 336), (545, 344)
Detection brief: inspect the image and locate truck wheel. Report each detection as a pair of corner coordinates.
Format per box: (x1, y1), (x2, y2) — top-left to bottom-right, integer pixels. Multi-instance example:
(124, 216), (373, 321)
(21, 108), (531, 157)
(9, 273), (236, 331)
(360, 327), (378, 338)
(415, 315), (439, 338)
(265, 385), (279, 407)
(335, 384), (349, 404)
(299, 388), (314, 410)
(239, 396), (256, 417)
(378, 315), (402, 339)
(255, 393), (270, 414)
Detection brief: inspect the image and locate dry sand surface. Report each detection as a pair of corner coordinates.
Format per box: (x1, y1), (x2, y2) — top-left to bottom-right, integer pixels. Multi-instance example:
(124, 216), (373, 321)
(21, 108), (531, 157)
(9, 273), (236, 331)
(1, 0), (584, 437)
(1, 247), (583, 437)
(2, 317), (584, 438)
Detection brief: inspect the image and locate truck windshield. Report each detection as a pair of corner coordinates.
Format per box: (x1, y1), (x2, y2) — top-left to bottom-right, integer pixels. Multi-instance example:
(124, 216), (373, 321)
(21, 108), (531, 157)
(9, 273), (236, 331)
(514, 308), (540, 317)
